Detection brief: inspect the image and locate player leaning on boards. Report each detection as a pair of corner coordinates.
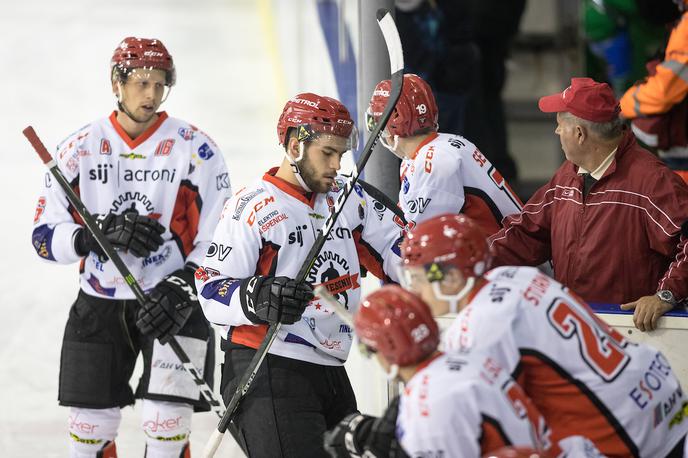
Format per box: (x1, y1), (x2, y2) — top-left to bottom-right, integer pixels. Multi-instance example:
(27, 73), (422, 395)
(195, 94), (404, 457)
(400, 213), (688, 457)
(31, 37), (231, 458)
(366, 73), (522, 233)
(489, 77), (688, 332)
(323, 285), (599, 458)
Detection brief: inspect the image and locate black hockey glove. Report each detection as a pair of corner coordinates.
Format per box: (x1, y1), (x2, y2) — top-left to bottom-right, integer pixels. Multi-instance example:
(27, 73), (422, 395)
(323, 412), (376, 458)
(239, 275), (313, 325)
(363, 396), (408, 458)
(74, 211), (165, 259)
(136, 267), (198, 344)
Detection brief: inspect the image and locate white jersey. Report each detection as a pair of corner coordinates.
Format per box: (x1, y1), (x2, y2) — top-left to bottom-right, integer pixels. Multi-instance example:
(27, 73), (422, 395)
(399, 132), (522, 232)
(444, 266), (688, 458)
(195, 171), (403, 366)
(397, 351), (553, 458)
(32, 112), (231, 298)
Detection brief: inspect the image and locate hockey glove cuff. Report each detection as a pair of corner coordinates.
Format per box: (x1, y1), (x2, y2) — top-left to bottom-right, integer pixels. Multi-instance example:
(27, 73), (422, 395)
(364, 396), (408, 457)
(74, 211), (165, 259)
(239, 275), (313, 325)
(323, 412), (376, 458)
(136, 266), (198, 344)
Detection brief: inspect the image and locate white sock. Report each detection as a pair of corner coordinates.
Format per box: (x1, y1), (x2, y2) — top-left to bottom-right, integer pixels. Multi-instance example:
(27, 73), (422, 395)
(141, 399), (192, 458)
(68, 407), (121, 458)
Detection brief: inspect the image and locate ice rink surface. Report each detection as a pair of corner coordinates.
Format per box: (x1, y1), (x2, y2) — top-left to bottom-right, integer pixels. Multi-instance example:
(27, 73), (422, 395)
(1, 0), (292, 455)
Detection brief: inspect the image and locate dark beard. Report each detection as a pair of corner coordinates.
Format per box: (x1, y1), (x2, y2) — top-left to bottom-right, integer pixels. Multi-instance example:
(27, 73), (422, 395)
(298, 150), (330, 193)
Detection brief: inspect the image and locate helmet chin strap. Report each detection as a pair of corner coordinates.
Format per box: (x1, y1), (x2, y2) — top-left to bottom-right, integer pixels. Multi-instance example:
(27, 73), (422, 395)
(285, 142), (313, 192)
(385, 363), (399, 382)
(115, 80), (170, 124)
(381, 134), (404, 159)
(116, 82), (140, 122)
(431, 277), (475, 314)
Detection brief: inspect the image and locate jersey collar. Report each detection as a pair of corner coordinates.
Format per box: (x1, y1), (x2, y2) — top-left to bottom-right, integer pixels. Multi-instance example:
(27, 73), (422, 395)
(109, 111), (169, 149)
(409, 132), (439, 160)
(263, 167), (317, 208)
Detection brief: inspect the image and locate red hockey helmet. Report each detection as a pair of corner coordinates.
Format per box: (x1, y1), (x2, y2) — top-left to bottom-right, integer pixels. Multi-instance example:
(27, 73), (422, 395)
(483, 447), (544, 458)
(111, 37), (176, 86)
(366, 74), (438, 138)
(276, 93), (357, 148)
(402, 214), (492, 283)
(355, 285), (439, 367)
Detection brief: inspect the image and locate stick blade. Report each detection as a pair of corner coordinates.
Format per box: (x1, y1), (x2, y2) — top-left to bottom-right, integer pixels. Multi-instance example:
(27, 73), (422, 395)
(376, 9), (404, 74)
(376, 8), (389, 21)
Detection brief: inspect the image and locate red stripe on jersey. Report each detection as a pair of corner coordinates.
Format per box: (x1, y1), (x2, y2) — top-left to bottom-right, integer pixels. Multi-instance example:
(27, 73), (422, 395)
(108, 111), (169, 149)
(520, 352), (637, 457)
(256, 240), (280, 277)
(231, 324), (268, 349)
(409, 132), (439, 160)
(480, 415), (511, 455)
(263, 168), (316, 208)
(170, 180), (201, 257)
(352, 226), (390, 282)
(230, 240), (280, 349)
(461, 193), (502, 235)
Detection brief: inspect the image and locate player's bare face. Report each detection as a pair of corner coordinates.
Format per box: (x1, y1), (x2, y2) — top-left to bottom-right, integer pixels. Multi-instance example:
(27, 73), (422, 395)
(299, 136), (348, 193)
(118, 69), (167, 123)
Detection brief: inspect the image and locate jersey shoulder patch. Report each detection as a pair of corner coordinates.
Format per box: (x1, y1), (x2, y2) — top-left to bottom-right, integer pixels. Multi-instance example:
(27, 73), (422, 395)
(227, 185), (270, 223)
(54, 122), (95, 174)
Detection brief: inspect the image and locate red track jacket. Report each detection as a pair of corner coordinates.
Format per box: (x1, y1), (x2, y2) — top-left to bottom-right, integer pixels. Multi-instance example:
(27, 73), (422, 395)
(489, 130), (688, 304)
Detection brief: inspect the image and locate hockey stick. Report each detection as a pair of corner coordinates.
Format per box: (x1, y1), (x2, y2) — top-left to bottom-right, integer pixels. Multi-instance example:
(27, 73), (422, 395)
(203, 8), (404, 457)
(23, 126), (224, 419)
(358, 179), (406, 225)
(314, 286), (354, 327)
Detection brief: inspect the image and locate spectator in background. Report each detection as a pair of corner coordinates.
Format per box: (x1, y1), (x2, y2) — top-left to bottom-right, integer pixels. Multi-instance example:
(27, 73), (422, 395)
(462, 0), (527, 182)
(489, 77), (688, 332)
(583, 0), (675, 95)
(620, 0), (688, 181)
(395, 0), (479, 145)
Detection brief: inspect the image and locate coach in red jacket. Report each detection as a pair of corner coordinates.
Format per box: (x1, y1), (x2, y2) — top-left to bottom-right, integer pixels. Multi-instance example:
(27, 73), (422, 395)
(489, 77), (688, 331)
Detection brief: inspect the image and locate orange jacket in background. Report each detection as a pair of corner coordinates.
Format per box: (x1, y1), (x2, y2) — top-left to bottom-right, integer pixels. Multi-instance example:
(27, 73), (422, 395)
(620, 12), (688, 118)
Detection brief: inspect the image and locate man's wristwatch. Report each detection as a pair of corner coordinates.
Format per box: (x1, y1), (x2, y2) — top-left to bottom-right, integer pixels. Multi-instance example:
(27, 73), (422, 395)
(656, 290), (677, 307)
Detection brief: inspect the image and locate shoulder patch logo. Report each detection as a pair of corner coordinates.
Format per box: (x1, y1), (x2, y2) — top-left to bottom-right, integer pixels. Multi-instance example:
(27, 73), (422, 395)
(100, 139), (111, 155)
(154, 139), (175, 157)
(198, 143), (214, 160)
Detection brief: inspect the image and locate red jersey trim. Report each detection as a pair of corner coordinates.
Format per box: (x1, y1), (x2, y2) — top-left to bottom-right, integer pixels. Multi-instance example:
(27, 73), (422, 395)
(263, 168), (317, 208)
(108, 111), (169, 149)
(414, 352), (443, 373)
(409, 132), (439, 160)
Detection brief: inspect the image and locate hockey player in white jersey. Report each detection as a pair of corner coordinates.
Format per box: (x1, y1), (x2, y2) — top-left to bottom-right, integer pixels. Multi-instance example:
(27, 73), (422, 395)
(400, 213), (688, 458)
(323, 285), (558, 458)
(366, 73), (522, 233)
(31, 37), (231, 458)
(195, 93), (404, 457)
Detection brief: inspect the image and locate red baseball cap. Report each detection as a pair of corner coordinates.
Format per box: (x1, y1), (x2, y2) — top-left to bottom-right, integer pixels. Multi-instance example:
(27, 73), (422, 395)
(538, 77), (620, 122)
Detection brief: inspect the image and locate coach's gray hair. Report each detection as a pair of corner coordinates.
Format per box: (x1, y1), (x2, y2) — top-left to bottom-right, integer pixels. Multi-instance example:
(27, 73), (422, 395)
(560, 111), (624, 140)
